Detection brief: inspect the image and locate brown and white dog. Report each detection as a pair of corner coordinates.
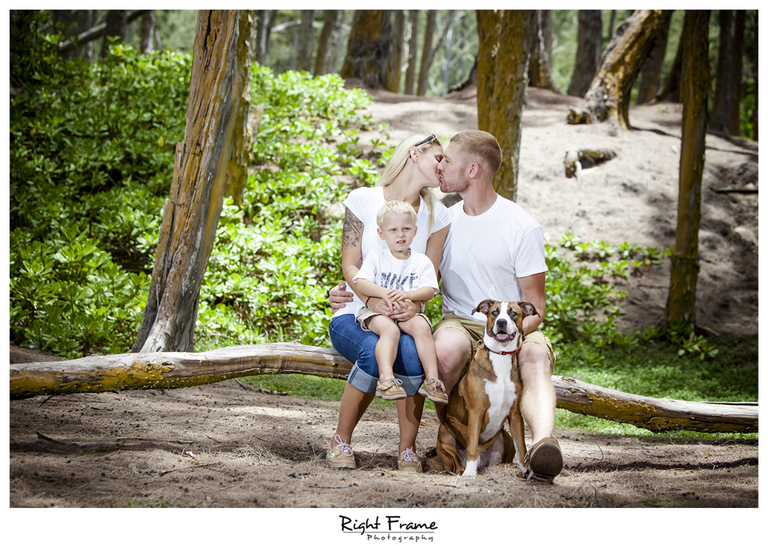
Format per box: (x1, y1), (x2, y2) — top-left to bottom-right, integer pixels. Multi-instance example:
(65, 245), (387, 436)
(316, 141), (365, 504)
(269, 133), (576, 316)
(436, 299), (538, 477)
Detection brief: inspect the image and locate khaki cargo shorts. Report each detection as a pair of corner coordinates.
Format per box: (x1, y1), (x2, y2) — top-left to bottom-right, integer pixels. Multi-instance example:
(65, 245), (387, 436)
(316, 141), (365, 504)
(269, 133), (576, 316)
(433, 313), (556, 372)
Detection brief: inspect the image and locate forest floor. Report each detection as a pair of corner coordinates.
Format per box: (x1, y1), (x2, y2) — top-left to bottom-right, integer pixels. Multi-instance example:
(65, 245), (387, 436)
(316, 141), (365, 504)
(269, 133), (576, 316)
(8, 86), (759, 521)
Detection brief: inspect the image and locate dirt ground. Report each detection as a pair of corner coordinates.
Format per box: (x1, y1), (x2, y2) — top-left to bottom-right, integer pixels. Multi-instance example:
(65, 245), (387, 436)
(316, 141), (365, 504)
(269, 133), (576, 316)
(8, 86), (758, 515)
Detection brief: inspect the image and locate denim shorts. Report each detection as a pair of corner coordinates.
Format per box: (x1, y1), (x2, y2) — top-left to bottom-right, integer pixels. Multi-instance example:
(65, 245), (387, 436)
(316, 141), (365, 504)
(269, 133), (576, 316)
(329, 313), (424, 396)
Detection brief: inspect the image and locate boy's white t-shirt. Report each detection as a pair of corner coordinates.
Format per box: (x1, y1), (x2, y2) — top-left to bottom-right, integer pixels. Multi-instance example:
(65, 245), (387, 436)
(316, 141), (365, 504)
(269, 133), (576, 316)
(335, 186), (451, 318)
(439, 195), (547, 321)
(353, 247), (439, 297)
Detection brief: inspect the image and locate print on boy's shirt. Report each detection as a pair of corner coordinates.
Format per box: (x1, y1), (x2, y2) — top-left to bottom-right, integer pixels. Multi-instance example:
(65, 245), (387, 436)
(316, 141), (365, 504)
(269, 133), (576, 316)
(378, 271), (419, 291)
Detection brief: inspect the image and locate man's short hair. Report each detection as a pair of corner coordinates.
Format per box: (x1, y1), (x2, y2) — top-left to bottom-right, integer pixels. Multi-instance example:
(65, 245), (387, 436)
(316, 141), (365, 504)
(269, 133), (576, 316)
(376, 200), (418, 228)
(450, 130), (502, 175)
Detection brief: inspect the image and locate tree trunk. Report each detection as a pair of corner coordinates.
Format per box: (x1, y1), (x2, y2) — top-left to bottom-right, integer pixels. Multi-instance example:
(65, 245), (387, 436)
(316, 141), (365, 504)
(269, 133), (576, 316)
(9, 350), (757, 434)
(100, 10), (127, 59)
(711, 10), (734, 134)
(132, 10), (253, 354)
(567, 10), (602, 98)
(404, 10), (419, 94)
(528, 10), (561, 93)
(314, 10), (339, 76)
(477, 10), (535, 202)
(729, 10), (746, 136)
(254, 10), (274, 65)
(385, 10), (406, 93)
(656, 33), (683, 102)
(636, 10), (672, 104)
(584, 10), (671, 129)
(297, 10), (314, 72)
(340, 10), (392, 89)
(416, 11), (436, 96)
(752, 14), (758, 141)
(665, 10), (710, 326)
(140, 11), (156, 54)
(416, 10), (455, 96)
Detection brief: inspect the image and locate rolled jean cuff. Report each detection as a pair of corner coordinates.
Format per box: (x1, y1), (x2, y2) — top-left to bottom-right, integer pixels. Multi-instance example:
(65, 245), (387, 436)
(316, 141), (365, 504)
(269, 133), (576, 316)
(347, 363), (424, 397)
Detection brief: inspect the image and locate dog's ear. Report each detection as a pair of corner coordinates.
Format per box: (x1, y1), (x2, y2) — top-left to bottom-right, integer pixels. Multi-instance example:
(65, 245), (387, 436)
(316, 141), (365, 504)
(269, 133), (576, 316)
(472, 299), (496, 315)
(517, 301), (539, 318)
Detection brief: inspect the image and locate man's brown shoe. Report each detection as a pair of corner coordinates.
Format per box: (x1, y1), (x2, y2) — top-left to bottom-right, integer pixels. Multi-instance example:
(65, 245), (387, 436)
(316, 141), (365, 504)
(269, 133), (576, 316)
(523, 437), (563, 482)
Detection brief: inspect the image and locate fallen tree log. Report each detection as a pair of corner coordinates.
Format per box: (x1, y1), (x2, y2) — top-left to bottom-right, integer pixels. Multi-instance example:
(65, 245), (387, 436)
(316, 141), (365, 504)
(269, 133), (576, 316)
(9, 344), (757, 434)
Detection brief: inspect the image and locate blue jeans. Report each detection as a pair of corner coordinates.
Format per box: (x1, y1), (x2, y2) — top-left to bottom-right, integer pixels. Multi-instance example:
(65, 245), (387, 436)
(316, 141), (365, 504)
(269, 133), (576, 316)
(329, 313), (424, 396)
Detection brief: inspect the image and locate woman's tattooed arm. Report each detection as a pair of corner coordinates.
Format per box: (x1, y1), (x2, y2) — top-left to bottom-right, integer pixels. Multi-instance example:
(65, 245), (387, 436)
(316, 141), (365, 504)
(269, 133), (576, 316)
(342, 208), (364, 251)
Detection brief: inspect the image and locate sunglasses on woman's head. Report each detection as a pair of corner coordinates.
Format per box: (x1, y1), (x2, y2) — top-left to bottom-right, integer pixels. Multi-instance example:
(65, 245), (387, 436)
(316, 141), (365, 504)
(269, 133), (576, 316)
(414, 134), (437, 147)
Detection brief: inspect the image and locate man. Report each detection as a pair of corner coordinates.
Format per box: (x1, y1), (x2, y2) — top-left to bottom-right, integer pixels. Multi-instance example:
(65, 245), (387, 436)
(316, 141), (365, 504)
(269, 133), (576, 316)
(332, 130), (562, 481)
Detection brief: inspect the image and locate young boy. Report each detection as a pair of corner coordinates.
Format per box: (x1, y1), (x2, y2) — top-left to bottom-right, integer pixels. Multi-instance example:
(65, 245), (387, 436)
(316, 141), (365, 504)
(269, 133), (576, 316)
(352, 200), (449, 404)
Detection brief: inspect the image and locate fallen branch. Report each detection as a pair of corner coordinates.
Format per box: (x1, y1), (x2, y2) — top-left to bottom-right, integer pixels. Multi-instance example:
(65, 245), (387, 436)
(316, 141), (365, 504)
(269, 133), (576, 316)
(9, 344), (757, 434)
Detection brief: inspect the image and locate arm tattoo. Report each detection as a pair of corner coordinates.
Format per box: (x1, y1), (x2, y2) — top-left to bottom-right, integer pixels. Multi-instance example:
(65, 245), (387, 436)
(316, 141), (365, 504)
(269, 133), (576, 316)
(342, 208), (364, 250)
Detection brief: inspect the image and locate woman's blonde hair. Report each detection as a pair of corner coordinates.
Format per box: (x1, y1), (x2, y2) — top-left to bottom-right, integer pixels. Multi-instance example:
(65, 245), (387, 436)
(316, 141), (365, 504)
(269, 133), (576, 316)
(377, 134), (441, 233)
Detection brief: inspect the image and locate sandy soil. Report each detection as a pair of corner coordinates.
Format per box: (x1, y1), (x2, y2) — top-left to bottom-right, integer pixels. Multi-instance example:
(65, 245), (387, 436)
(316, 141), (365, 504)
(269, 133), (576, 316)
(8, 86), (758, 517)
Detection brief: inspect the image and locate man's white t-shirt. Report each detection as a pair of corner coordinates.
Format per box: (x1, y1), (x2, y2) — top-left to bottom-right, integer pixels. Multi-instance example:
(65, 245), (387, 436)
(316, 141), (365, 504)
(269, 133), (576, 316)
(353, 247), (439, 296)
(335, 186), (451, 319)
(439, 194), (547, 321)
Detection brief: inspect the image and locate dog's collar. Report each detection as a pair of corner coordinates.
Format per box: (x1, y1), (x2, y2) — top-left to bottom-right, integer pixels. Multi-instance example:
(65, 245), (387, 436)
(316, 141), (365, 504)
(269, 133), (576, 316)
(482, 341), (522, 356)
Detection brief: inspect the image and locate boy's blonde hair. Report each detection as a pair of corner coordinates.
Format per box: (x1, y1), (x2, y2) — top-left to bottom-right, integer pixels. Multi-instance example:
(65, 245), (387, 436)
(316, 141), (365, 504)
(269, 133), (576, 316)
(376, 200), (418, 228)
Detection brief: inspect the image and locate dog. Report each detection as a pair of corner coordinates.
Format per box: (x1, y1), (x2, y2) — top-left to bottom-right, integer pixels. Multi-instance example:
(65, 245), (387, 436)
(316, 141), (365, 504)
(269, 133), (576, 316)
(435, 299), (538, 478)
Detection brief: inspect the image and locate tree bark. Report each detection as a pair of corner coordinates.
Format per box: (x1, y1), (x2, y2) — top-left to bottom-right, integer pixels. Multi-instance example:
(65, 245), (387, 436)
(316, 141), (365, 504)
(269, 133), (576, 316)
(404, 10), (419, 94)
(656, 33), (683, 102)
(340, 10), (392, 89)
(729, 10), (746, 136)
(416, 11), (455, 96)
(711, 10), (735, 134)
(314, 10), (339, 76)
(132, 10), (253, 353)
(9, 350), (757, 433)
(528, 10), (561, 93)
(100, 10), (127, 59)
(385, 10), (406, 93)
(476, 10), (535, 202)
(140, 11), (156, 54)
(584, 10), (671, 129)
(254, 10), (274, 65)
(297, 10), (314, 72)
(567, 10), (602, 98)
(416, 11), (436, 96)
(636, 10), (672, 104)
(665, 10), (710, 326)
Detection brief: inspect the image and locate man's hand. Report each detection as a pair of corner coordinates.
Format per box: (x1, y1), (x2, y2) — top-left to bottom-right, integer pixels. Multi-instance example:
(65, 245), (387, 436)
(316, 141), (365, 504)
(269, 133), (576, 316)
(329, 281), (354, 312)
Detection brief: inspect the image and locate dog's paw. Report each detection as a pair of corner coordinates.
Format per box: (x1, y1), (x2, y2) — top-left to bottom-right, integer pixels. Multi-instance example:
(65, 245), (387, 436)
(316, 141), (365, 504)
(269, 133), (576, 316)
(462, 460), (478, 478)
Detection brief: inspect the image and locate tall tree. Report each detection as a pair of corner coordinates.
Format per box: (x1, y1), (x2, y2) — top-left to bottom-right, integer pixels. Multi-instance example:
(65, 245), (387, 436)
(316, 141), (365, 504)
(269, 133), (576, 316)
(314, 10), (339, 76)
(476, 10), (536, 201)
(528, 10), (561, 93)
(100, 10), (127, 59)
(656, 34), (683, 102)
(584, 10), (672, 129)
(133, 10), (253, 353)
(340, 10), (392, 88)
(297, 10), (315, 72)
(567, 10), (602, 97)
(386, 11), (406, 93)
(729, 10), (746, 136)
(710, 10), (734, 133)
(140, 11), (157, 54)
(404, 10), (419, 94)
(636, 11), (672, 104)
(417, 11), (455, 96)
(665, 10), (711, 326)
(254, 10), (274, 65)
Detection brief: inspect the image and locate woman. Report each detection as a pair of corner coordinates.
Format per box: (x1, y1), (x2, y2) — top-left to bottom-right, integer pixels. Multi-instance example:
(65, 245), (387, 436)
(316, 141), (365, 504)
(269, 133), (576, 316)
(327, 134), (450, 472)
